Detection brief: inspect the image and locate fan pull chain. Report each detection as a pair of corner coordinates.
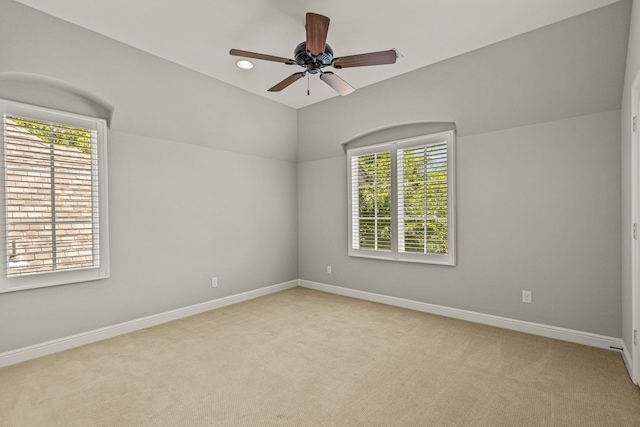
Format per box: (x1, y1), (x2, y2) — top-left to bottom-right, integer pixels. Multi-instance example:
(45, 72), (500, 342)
(307, 73), (310, 96)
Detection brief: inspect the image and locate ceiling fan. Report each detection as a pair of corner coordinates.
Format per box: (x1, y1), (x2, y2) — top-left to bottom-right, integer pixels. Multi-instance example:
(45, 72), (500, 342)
(230, 12), (397, 96)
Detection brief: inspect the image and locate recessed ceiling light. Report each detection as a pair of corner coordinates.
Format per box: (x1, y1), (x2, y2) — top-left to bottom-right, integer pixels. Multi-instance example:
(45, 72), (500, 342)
(236, 60), (253, 70)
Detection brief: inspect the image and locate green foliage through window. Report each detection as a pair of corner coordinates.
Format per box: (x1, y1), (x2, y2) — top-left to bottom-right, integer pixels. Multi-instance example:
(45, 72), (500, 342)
(348, 131), (455, 265)
(7, 115), (92, 155)
(356, 152), (391, 250)
(399, 143), (448, 255)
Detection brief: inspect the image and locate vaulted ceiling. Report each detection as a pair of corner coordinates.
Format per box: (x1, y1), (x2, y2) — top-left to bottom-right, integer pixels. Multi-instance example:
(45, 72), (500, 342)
(15, 0), (620, 109)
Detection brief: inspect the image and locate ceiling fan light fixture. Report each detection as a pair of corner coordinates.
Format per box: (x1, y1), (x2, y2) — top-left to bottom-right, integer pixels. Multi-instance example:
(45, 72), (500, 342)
(236, 59), (254, 69)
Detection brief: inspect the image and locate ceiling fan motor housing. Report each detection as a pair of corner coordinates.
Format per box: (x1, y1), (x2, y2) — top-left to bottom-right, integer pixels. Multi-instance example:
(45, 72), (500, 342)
(294, 42), (333, 73)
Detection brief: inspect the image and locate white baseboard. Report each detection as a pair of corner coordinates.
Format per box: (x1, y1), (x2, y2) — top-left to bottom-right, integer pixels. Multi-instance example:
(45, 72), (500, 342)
(299, 280), (625, 352)
(0, 280), (298, 368)
(2, 279), (627, 370)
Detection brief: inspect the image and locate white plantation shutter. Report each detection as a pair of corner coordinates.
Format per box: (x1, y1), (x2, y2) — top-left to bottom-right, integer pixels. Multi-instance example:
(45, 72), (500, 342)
(347, 130), (455, 265)
(0, 100), (109, 292)
(350, 150), (392, 252)
(398, 142), (448, 255)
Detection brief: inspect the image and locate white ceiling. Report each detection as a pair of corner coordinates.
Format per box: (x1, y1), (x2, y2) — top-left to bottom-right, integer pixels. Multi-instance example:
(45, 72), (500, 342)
(16, 0), (621, 110)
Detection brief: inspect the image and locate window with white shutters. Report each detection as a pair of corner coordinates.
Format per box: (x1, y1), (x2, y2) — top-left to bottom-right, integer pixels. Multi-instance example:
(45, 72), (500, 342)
(0, 100), (109, 292)
(348, 131), (455, 265)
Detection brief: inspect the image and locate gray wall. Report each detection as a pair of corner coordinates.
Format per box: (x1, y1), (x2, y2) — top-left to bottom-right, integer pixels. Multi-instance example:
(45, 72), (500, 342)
(299, 111), (621, 336)
(297, 1), (629, 337)
(621, 0), (640, 357)
(0, 0), (298, 352)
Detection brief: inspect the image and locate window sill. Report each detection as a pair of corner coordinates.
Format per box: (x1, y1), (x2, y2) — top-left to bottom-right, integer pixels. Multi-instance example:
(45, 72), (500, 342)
(0, 271), (109, 293)
(348, 252), (456, 266)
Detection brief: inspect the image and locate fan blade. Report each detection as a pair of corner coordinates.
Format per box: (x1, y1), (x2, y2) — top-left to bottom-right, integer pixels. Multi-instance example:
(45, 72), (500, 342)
(268, 72), (306, 92)
(230, 49), (295, 64)
(320, 72), (355, 96)
(332, 49), (397, 69)
(306, 13), (330, 57)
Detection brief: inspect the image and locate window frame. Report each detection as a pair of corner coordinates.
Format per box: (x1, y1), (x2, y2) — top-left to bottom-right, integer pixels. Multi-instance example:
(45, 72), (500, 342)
(347, 130), (456, 266)
(0, 99), (110, 293)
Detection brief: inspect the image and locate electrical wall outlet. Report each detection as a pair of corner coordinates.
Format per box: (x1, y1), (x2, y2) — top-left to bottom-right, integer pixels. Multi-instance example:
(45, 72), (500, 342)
(211, 277), (218, 288)
(522, 290), (532, 304)
(327, 265), (332, 274)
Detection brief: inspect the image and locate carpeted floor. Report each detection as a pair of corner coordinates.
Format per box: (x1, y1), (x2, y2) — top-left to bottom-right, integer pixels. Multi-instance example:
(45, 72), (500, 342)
(1, 287), (639, 426)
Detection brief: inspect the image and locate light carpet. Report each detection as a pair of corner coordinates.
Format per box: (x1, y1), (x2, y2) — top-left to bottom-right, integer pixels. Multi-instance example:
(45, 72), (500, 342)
(1, 287), (639, 426)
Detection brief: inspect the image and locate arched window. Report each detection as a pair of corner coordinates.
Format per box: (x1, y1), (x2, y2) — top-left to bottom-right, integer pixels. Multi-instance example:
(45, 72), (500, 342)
(346, 123), (456, 266)
(0, 75), (110, 292)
